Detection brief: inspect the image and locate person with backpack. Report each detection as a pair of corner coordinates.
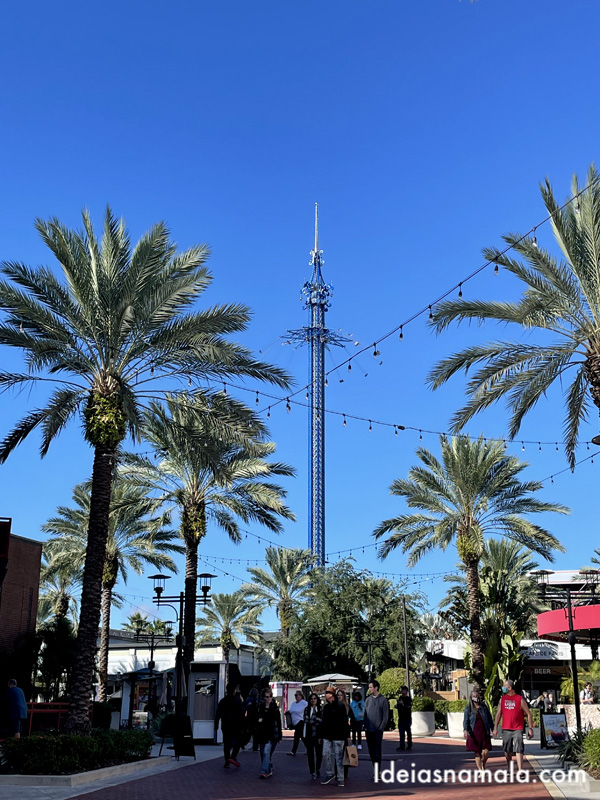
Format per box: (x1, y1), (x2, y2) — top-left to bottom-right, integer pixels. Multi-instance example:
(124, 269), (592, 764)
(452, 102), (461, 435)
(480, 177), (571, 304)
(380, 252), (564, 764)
(350, 690), (365, 749)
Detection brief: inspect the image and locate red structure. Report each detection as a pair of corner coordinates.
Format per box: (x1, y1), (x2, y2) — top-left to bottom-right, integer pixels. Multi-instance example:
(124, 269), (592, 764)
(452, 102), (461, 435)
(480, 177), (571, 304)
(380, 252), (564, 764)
(538, 605), (600, 640)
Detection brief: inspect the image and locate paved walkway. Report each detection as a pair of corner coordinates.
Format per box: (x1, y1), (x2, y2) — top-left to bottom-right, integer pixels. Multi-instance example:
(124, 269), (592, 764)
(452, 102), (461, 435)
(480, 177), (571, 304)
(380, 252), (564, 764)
(62, 733), (557, 800)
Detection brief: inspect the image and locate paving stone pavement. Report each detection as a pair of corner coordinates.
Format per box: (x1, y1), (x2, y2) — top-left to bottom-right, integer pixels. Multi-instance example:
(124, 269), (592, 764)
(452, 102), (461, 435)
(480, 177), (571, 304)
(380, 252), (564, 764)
(63, 734), (555, 800)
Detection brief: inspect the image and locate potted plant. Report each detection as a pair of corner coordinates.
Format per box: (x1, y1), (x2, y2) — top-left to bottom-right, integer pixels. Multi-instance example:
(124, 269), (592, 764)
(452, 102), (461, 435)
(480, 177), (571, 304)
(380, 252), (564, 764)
(446, 699), (469, 738)
(411, 696), (435, 737)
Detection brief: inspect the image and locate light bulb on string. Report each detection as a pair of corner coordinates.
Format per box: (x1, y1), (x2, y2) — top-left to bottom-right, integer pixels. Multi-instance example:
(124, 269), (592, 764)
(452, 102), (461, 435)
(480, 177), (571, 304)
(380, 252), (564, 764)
(369, 420), (372, 432)
(286, 399), (291, 413)
(343, 415), (347, 427)
(532, 228), (538, 248)
(399, 327), (403, 340)
(348, 363), (352, 372)
(339, 378), (344, 383)
(522, 442), (525, 451)
(256, 391), (260, 405)
(419, 430), (423, 440)
(305, 391), (309, 399)
(266, 407), (271, 419)
(539, 442), (542, 452)
(494, 263), (499, 275)
(223, 382), (227, 394)
(555, 442), (559, 452)
(373, 344), (381, 358)
(394, 426), (398, 437)
(429, 306), (433, 320)
(458, 284), (463, 298)
(325, 378), (328, 386)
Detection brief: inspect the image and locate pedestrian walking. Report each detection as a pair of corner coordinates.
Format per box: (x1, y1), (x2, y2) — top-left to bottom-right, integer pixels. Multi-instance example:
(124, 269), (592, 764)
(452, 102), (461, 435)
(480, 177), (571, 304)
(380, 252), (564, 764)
(396, 685), (412, 751)
(492, 679), (534, 772)
(255, 687), (282, 779)
(242, 687), (260, 750)
(350, 690), (365, 749)
(364, 679), (389, 778)
(5, 679), (27, 739)
(336, 689), (354, 781)
(320, 685), (349, 787)
(214, 683), (244, 768)
(287, 689), (308, 755)
(302, 692), (323, 780)
(541, 691), (554, 712)
(464, 688), (493, 772)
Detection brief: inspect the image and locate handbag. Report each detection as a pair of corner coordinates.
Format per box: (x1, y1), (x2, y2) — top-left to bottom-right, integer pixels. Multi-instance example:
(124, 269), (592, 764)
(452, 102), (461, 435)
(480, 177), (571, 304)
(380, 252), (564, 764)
(343, 744), (359, 768)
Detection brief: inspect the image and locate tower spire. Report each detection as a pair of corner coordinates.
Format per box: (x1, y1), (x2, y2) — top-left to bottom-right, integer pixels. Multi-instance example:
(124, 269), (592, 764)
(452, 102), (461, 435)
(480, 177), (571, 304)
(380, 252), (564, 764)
(285, 206), (350, 566)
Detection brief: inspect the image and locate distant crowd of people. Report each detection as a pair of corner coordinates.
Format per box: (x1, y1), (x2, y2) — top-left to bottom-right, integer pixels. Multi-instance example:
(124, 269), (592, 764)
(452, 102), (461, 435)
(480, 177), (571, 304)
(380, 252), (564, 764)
(214, 680), (393, 784)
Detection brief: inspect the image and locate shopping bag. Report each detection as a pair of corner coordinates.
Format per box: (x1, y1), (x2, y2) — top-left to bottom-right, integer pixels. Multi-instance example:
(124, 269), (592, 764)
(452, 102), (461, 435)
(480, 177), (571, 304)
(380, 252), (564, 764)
(343, 744), (359, 767)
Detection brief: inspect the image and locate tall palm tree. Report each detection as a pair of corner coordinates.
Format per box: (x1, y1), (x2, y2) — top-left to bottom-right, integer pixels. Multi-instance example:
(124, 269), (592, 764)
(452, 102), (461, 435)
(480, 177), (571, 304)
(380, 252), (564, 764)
(0, 208), (290, 731)
(42, 479), (184, 701)
(242, 547), (313, 638)
(196, 591), (262, 685)
(428, 165), (600, 468)
(122, 393), (295, 675)
(373, 435), (567, 689)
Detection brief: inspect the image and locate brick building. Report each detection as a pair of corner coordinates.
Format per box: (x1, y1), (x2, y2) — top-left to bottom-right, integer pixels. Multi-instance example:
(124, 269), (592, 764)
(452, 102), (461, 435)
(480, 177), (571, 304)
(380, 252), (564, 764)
(0, 533), (42, 691)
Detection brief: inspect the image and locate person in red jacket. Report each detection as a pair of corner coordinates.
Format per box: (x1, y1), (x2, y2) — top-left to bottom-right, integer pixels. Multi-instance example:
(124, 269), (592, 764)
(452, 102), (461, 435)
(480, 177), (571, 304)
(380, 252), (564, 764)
(492, 679), (534, 772)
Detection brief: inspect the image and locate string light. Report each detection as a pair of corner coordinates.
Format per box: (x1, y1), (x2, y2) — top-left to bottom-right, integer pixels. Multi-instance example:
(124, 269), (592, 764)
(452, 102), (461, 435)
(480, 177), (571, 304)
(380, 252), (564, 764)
(343, 415), (347, 427)
(494, 263), (499, 275)
(286, 398), (291, 413)
(369, 420), (372, 432)
(256, 391), (260, 405)
(532, 228), (538, 248)
(429, 306), (433, 320)
(399, 326), (403, 340)
(458, 283), (463, 298)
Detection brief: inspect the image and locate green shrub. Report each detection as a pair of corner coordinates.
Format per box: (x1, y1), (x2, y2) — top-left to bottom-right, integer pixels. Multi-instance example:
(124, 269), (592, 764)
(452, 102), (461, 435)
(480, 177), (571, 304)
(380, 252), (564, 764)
(377, 668), (411, 698)
(448, 699), (469, 712)
(412, 696), (434, 712)
(582, 729), (600, 771)
(0, 729), (154, 775)
(434, 699), (449, 729)
(555, 725), (590, 768)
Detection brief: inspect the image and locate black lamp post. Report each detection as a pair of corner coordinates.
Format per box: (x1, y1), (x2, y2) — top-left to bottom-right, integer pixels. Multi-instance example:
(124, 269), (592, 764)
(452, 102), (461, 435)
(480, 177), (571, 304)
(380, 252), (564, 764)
(133, 623), (174, 728)
(148, 572), (216, 715)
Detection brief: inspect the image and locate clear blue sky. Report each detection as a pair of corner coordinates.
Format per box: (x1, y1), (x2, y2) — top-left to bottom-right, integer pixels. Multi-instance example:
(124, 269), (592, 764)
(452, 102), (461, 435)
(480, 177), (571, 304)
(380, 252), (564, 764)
(1, 0), (599, 630)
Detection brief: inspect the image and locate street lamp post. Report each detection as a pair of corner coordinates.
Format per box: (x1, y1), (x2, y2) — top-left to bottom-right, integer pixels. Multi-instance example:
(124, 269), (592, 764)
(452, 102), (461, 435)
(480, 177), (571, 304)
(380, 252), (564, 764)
(133, 624), (175, 729)
(148, 572), (216, 715)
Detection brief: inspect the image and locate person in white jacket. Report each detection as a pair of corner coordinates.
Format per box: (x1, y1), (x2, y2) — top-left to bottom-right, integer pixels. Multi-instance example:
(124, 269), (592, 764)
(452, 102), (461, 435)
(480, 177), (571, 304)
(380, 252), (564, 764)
(287, 690), (308, 755)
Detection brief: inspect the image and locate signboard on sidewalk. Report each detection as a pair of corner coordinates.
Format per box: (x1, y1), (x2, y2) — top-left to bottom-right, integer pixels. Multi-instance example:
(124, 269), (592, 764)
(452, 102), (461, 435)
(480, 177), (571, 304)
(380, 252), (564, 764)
(540, 711), (569, 749)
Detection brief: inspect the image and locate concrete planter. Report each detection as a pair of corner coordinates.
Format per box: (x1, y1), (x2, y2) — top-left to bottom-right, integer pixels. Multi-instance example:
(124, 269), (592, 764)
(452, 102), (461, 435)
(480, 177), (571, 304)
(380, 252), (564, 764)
(0, 756), (171, 787)
(411, 711), (435, 737)
(446, 711), (464, 739)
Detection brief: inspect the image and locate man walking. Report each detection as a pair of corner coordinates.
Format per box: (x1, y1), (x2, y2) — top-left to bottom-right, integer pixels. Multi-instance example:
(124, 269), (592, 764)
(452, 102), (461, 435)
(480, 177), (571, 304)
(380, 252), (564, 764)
(6, 679), (27, 739)
(287, 690), (308, 755)
(492, 679), (534, 773)
(214, 683), (244, 769)
(364, 680), (389, 778)
(396, 685), (412, 751)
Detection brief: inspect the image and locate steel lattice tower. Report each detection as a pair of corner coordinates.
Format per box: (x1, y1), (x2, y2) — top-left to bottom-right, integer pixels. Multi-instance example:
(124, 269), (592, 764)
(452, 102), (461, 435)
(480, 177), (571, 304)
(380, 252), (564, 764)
(287, 205), (348, 565)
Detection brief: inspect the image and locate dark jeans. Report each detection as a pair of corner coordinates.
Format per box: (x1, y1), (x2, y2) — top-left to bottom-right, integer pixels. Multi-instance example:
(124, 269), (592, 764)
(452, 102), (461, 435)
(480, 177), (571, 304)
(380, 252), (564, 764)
(398, 720), (412, 749)
(223, 731), (240, 763)
(365, 729), (384, 765)
(291, 720), (304, 753)
(351, 720), (363, 746)
(305, 736), (323, 775)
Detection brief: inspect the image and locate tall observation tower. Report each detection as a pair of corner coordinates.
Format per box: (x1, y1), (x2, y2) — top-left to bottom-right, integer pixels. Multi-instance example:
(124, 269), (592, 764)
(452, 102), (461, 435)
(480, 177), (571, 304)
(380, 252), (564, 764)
(287, 205), (348, 566)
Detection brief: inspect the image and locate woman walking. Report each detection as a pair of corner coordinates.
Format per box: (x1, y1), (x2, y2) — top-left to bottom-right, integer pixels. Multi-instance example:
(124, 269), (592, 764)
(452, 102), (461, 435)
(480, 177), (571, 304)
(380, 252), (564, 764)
(255, 687), (282, 779)
(303, 692), (323, 780)
(463, 689), (493, 772)
(320, 686), (349, 787)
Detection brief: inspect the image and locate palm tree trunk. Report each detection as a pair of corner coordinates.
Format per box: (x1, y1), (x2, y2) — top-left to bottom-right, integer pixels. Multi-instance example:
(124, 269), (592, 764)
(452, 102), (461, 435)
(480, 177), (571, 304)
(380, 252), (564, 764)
(65, 444), (116, 733)
(224, 644), (230, 687)
(97, 585), (112, 703)
(466, 557), (485, 690)
(57, 592), (69, 621)
(183, 537), (199, 679)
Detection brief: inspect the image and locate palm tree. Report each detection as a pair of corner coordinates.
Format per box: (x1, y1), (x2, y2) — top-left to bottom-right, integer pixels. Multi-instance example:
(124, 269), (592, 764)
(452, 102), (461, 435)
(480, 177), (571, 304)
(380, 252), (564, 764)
(122, 612), (151, 633)
(428, 165), (600, 468)
(43, 479), (184, 701)
(122, 393), (295, 675)
(196, 591), (262, 685)
(373, 435), (567, 689)
(0, 208), (290, 731)
(242, 547), (313, 638)
(38, 553), (81, 626)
